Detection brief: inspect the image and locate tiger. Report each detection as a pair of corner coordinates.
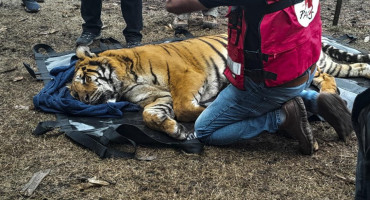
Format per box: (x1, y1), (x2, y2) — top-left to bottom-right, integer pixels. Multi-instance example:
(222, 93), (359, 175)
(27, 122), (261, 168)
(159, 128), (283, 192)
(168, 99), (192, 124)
(70, 35), (229, 140)
(69, 34), (370, 140)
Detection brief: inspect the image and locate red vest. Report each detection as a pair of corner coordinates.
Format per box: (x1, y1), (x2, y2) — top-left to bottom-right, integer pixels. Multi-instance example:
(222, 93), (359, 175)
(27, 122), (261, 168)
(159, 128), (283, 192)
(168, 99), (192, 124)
(224, 0), (322, 89)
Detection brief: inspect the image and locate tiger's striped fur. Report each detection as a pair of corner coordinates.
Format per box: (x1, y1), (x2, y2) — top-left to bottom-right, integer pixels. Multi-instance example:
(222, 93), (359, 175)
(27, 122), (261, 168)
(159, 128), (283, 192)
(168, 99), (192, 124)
(313, 43), (370, 93)
(69, 34), (370, 140)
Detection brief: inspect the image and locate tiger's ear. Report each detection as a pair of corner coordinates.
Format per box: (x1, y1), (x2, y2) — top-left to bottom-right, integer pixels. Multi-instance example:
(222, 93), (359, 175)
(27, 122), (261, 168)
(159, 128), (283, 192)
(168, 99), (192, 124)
(76, 46), (97, 59)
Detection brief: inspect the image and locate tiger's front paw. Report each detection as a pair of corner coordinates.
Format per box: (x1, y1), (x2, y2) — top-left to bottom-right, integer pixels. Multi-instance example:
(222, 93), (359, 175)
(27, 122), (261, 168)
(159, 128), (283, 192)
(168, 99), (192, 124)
(171, 123), (189, 140)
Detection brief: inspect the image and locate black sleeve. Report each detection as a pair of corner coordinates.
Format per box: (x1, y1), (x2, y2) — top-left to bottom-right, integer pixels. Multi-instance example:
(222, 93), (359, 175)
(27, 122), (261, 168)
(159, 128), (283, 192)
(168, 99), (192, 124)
(199, 0), (248, 8)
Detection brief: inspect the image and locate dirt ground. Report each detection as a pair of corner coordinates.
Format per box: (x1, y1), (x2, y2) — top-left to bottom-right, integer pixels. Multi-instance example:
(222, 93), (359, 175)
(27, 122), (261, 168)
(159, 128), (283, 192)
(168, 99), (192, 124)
(0, 0), (369, 199)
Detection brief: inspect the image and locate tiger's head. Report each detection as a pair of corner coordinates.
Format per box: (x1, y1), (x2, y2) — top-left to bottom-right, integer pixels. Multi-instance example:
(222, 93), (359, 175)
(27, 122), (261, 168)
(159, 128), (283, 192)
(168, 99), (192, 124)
(68, 46), (125, 105)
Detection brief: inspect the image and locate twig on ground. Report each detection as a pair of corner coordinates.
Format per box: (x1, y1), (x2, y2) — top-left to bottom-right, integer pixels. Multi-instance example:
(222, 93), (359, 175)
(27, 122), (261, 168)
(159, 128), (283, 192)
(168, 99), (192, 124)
(20, 169), (51, 197)
(308, 168), (355, 185)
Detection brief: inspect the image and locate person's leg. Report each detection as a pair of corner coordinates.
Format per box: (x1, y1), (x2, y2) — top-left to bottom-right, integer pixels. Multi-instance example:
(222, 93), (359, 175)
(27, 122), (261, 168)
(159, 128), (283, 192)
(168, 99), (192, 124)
(195, 75), (315, 154)
(194, 84), (282, 145)
(355, 149), (367, 200)
(76, 0), (102, 45)
(355, 113), (370, 200)
(297, 66), (319, 114)
(81, 0), (102, 35)
(352, 88), (370, 199)
(121, 0), (143, 46)
(299, 65), (353, 142)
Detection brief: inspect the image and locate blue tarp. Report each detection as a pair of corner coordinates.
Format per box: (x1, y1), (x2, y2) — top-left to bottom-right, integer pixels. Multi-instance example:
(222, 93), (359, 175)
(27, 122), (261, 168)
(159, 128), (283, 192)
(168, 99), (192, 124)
(33, 57), (141, 118)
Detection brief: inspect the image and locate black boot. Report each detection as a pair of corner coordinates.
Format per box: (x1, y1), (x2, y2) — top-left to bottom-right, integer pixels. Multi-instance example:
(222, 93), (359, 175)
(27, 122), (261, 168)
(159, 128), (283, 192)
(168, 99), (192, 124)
(317, 93), (353, 143)
(280, 97), (318, 155)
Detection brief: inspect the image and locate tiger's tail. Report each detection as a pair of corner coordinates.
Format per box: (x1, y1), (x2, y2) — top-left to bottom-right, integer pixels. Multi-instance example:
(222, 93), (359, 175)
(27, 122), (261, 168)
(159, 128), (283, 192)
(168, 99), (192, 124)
(317, 43), (370, 79)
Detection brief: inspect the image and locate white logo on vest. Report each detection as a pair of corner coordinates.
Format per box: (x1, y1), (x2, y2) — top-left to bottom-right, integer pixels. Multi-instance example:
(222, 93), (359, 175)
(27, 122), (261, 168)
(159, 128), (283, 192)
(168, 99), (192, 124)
(294, 0), (319, 27)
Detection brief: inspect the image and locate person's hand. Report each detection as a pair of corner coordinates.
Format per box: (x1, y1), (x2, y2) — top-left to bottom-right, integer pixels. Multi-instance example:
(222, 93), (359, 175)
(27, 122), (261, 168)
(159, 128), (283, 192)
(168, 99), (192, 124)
(165, 0), (176, 13)
(166, 0), (207, 14)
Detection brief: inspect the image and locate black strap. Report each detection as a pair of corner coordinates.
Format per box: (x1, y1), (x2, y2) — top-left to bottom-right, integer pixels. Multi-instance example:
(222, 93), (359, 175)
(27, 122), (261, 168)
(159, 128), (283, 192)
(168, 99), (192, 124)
(33, 120), (61, 136)
(119, 111), (204, 154)
(244, 69), (278, 81)
(266, 0), (304, 14)
(32, 43), (57, 56)
(243, 1), (277, 81)
(100, 127), (136, 145)
(23, 63), (39, 79)
(244, 50), (269, 62)
(33, 120), (137, 159)
(228, 6), (243, 45)
(65, 131), (136, 159)
(115, 123), (204, 154)
(242, 0), (303, 82)
(29, 44), (58, 83)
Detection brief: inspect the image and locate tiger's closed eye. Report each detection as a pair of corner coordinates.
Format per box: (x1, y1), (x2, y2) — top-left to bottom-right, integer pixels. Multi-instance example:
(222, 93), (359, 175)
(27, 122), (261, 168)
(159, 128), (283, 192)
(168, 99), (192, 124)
(72, 92), (79, 99)
(84, 94), (89, 102)
(85, 76), (92, 83)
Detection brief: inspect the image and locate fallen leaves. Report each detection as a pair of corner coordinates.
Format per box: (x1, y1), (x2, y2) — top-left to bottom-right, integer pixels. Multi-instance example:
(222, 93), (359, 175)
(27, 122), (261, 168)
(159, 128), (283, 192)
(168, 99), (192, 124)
(136, 154), (157, 161)
(14, 105), (30, 110)
(18, 17), (28, 22)
(20, 169), (51, 197)
(364, 36), (369, 43)
(38, 29), (58, 36)
(0, 26), (7, 32)
(13, 76), (24, 82)
(76, 176), (111, 191)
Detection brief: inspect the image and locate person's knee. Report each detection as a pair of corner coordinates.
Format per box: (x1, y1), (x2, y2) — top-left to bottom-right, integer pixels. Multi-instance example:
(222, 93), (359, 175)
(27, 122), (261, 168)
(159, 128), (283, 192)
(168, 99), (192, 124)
(194, 119), (211, 139)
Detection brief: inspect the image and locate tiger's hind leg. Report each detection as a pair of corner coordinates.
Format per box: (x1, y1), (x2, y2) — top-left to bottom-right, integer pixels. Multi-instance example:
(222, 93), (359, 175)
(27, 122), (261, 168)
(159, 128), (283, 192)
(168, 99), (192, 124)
(142, 96), (190, 140)
(312, 68), (339, 94)
(170, 72), (210, 123)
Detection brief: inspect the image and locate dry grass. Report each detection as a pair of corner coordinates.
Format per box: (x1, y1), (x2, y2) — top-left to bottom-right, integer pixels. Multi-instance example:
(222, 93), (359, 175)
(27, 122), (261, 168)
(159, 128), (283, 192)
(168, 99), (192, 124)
(0, 0), (369, 199)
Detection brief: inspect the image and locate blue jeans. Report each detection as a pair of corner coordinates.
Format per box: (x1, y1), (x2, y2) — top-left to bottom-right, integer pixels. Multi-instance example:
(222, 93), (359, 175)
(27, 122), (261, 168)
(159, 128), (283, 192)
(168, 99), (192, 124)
(195, 67), (318, 145)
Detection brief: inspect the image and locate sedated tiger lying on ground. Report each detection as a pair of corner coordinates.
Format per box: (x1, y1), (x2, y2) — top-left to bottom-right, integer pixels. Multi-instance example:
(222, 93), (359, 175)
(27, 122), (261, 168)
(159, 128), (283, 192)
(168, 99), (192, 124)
(69, 34), (370, 140)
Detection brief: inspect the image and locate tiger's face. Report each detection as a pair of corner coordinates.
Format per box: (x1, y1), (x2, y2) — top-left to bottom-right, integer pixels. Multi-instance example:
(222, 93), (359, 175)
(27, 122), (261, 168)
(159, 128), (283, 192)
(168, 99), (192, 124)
(69, 46), (124, 104)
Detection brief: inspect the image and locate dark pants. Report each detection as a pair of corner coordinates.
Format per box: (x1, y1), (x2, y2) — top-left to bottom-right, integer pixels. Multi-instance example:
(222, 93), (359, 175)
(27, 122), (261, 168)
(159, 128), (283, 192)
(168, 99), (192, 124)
(352, 88), (370, 200)
(80, 0), (143, 42)
(356, 149), (370, 200)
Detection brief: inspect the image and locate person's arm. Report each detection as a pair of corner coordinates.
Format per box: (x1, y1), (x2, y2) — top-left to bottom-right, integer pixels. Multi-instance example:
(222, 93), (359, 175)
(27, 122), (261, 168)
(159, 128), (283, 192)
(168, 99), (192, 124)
(165, 0), (207, 14)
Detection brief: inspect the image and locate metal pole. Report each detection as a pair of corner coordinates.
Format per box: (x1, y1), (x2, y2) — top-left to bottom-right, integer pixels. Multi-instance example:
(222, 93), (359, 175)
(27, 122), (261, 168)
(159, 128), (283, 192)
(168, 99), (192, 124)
(333, 0), (342, 26)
